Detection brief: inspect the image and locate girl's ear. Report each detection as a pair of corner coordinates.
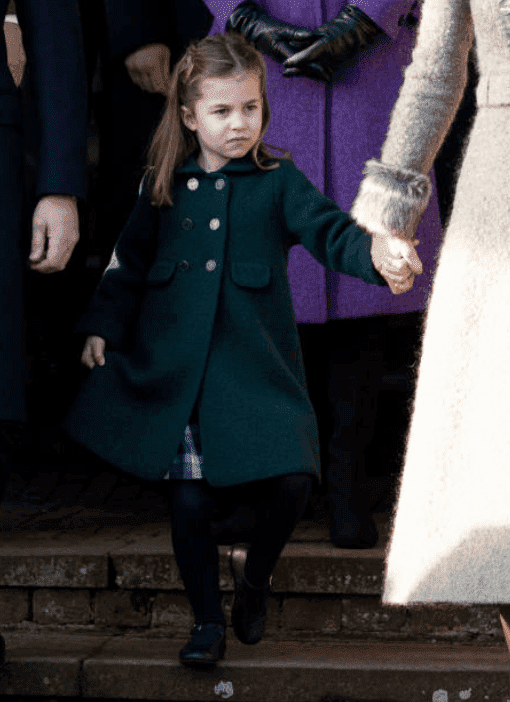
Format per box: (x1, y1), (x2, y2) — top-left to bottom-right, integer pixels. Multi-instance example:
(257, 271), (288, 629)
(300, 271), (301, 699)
(181, 105), (196, 132)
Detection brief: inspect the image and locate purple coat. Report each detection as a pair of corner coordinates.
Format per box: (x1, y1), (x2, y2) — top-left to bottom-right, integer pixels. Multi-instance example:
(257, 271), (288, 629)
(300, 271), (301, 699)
(204, 0), (443, 321)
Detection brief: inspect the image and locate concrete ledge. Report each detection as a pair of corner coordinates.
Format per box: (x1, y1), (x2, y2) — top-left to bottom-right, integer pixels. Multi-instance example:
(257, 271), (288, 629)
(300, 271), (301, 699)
(0, 633), (509, 701)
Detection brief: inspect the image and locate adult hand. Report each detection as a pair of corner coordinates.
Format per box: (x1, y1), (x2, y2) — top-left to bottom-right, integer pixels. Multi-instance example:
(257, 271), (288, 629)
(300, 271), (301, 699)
(124, 43), (171, 96)
(283, 6), (381, 78)
(370, 234), (423, 294)
(29, 195), (80, 274)
(4, 19), (26, 87)
(226, 1), (333, 83)
(81, 336), (106, 369)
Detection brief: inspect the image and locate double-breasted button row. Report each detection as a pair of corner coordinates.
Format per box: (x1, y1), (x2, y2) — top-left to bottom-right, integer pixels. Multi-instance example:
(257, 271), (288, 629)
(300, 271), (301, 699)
(178, 260), (217, 272)
(187, 177), (226, 191)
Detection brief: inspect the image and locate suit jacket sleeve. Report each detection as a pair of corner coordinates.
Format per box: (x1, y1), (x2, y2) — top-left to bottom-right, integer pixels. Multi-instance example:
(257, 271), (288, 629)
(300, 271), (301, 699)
(76, 181), (159, 348)
(279, 159), (387, 287)
(350, 0), (474, 238)
(18, 0), (87, 200)
(103, 0), (213, 63)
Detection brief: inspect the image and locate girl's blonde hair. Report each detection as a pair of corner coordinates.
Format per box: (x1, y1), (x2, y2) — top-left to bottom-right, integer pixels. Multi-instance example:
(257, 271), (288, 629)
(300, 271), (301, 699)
(145, 32), (290, 207)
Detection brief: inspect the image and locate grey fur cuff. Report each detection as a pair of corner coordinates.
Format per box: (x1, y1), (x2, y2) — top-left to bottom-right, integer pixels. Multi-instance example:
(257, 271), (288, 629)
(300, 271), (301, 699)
(350, 160), (432, 239)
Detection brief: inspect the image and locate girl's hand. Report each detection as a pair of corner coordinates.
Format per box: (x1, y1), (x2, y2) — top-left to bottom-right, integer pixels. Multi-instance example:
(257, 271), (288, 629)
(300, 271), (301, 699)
(82, 336), (106, 369)
(370, 234), (423, 295)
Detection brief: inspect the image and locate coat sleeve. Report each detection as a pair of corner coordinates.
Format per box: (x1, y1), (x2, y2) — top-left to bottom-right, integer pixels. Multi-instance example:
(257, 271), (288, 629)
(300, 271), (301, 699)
(279, 160), (388, 287)
(76, 182), (159, 348)
(103, 0), (213, 63)
(202, 0), (245, 35)
(352, 0), (419, 41)
(350, 0), (474, 239)
(18, 0), (87, 200)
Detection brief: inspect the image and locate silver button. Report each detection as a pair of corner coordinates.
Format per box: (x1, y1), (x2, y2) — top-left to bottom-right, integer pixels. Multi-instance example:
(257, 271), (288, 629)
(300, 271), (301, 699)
(205, 259), (217, 272)
(215, 179), (226, 190)
(209, 218), (220, 231)
(187, 178), (199, 191)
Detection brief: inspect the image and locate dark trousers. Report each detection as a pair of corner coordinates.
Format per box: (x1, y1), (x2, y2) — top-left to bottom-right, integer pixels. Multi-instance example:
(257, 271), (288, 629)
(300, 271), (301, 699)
(298, 314), (422, 527)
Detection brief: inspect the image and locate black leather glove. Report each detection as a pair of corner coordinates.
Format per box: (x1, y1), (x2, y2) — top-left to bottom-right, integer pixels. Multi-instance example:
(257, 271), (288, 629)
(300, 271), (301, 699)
(283, 5), (382, 77)
(226, 1), (333, 84)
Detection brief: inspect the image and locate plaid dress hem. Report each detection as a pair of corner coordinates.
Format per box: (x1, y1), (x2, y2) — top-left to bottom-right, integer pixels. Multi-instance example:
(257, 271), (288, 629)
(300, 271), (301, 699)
(164, 423), (203, 480)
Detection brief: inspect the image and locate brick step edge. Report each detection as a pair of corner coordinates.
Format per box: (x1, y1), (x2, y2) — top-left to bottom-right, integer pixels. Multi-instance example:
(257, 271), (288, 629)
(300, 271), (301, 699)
(1, 633), (510, 702)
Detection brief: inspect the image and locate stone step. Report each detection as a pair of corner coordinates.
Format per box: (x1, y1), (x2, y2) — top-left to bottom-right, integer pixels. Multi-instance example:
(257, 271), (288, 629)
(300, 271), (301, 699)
(1, 632), (509, 701)
(0, 516), (505, 646)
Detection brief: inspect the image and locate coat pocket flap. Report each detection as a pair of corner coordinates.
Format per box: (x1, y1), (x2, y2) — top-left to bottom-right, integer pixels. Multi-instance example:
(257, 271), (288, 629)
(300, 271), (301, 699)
(146, 260), (177, 285)
(231, 262), (271, 288)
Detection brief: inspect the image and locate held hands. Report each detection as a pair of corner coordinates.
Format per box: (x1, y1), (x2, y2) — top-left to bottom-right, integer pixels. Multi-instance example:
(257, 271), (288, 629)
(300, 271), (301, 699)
(29, 195), (80, 273)
(82, 336), (106, 369)
(370, 235), (423, 294)
(124, 43), (171, 96)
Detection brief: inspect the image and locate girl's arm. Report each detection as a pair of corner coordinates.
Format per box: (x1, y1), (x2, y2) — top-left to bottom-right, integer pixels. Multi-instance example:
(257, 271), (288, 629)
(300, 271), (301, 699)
(280, 159), (413, 286)
(76, 182), (158, 349)
(350, 0), (474, 239)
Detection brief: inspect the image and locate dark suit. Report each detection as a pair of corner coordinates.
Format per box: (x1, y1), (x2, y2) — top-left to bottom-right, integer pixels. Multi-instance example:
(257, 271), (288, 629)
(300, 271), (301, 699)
(78, 0), (213, 258)
(0, 0), (87, 423)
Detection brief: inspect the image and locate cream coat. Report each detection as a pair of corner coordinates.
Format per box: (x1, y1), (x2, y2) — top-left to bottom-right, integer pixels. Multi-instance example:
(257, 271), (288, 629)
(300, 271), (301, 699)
(351, 0), (510, 604)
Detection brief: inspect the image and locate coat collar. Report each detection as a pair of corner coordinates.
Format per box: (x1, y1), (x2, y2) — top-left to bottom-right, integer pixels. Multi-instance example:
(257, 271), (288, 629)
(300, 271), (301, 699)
(176, 154), (259, 176)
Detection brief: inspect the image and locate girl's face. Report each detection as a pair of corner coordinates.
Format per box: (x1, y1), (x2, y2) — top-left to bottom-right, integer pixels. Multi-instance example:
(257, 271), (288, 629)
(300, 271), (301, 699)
(181, 71), (263, 173)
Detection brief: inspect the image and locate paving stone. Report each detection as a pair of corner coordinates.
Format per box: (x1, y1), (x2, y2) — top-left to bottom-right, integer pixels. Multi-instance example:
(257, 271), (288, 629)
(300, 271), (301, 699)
(0, 632), (105, 697)
(151, 592), (193, 632)
(0, 552), (108, 588)
(0, 589), (30, 625)
(94, 590), (152, 627)
(342, 597), (406, 633)
(81, 637), (510, 701)
(33, 589), (92, 625)
(281, 595), (343, 636)
(273, 544), (383, 594)
(112, 545), (233, 590)
(405, 603), (505, 642)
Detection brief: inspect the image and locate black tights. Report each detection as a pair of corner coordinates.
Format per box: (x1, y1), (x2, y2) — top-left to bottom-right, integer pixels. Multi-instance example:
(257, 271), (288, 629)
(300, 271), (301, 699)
(167, 473), (312, 625)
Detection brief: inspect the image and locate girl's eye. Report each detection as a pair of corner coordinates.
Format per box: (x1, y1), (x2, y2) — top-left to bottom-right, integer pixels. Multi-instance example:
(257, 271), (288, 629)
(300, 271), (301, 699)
(215, 109), (228, 115)
(246, 104), (259, 111)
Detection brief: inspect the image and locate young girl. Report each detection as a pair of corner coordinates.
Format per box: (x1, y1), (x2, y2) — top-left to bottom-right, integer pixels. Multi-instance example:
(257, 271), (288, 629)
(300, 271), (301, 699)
(64, 32), (418, 667)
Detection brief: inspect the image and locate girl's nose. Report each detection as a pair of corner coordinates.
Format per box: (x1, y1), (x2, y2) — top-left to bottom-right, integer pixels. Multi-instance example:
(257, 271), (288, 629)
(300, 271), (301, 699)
(230, 111), (247, 128)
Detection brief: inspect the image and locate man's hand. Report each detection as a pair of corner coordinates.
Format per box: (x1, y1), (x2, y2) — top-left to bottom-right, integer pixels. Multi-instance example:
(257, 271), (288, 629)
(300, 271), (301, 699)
(4, 19), (26, 87)
(29, 195), (80, 273)
(124, 43), (171, 96)
(371, 234), (423, 294)
(81, 336), (106, 369)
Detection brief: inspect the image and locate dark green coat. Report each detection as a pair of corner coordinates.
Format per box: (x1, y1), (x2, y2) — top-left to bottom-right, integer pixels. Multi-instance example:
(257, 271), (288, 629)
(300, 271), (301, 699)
(64, 155), (387, 486)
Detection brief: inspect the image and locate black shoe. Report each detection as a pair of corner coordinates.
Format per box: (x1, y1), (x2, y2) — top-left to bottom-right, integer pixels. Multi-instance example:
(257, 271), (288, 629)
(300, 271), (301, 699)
(329, 506), (378, 549)
(230, 544), (272, 645)
(179, 622), (226, 667)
